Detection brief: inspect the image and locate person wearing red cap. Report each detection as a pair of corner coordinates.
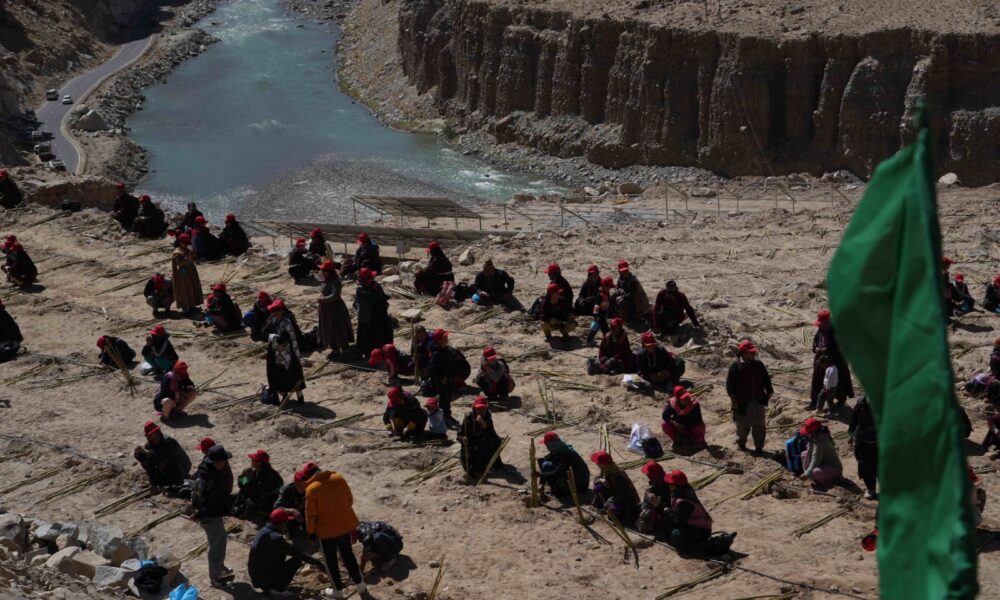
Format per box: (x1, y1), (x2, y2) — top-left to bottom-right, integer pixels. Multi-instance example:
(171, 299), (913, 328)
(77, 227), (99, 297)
(197, 437), (217, 454)
(848, 395), (879, 499)
(288, 237), (319, 283)
(191, 444), (236, 588)
(273, 462), (321, 554)
(474, 346), (515, 400)
(726, 339), (773, 453)
(339, 231), (383, 281)
(661, 386), (706, 451)
(637, 331), (685, 388)
(131, 195), (167, 237)
(308, 227), (328, 257)
(202, 282), (243, 332)
(810, 309), (854, 410)
(142, 272), (174, 316)
(0, 169), (23, 208)
(318, 260), (354, 359)
(536, 432), (589, 497)
(2, 241), (37, 288)
(219, 213), (251, 256)
(585, 276), (615, 345)
(538, 281), (577, 342)
(304, 466), (365, 598)
(798, 417), (842, 491)
(354, 266), (394, 358)
(950, 272), (975, 314)
(664, 469), (713, 552)
(574, 264), (602, 316)
(414, 240), (454, 296)
(383, 386), (428, 438)
(615, 260), (651, 325)
(248, 507), (326, 596)
(234, 450), (285, 521)
(423, 397), (448, 440)
(139, 323), (177, 375)
(171, 232), (203, 314)
(153, 361), (197, 421)
(243, 291), (273, 340)
(542, 262), (573, 305)
(652, 280), (701, 334)
(111, 183), (139, 229)
(96, 334), (136, 367)
(458, 396), (505, 480)
(191, 215), (226, 261)
(984, 275), (1000, 313)
(265, 300), (307, 404)
(0, 297), (23, 361)
(637, 461), (671, 534)
(133, 420), (192, 490)
(590, 450), (640, 526)
(472, 258), (522, 310)
(424, 329), (471, 423)
(410, 325), (433, 378)
(588, 317), (636, 375)
(368, 343), (413, 385)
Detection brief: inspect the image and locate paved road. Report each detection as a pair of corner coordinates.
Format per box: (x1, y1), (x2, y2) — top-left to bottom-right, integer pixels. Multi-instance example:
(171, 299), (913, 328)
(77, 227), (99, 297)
(34, 14), (157, 174)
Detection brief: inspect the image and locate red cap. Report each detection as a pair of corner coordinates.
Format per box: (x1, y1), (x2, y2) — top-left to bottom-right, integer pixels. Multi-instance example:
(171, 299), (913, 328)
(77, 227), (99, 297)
(428, 240), (440, 251)
(0, 298), (5, 310)
(544, 263), (560, 274)
(674, 386), (692, 403)
(358, 267), (374, 281)
(295, 237), (306, 247)
(96, 335), (107, 349)
(432, 328), (448, 341)
(737, 340), (758, 354)
(267, 299), (286, 313)
(472, 396), (489, 410)
(617, 260), (630, 272)
(942, 256), (953, 266)
(590, 450), (612, 466)
(172, 361), (188, 376)
(211, 282), (226, 292)
(368, 348), (384, 366)
(641, 332), (655, 346)
(482, 346), (497, 361)
(294, 462), (320, 482)
(269, 508), (292, 524)
(610, 317), (624, 329)
(955, 273), (965, 283)
(224, 213), (236, 224)
(814, 309), (831, 326)
(320, 260), (337, 273)
(640, 460), (665, 479)
(969, 465), (981, 484)
(546, 283), (561, 295)
(861, 529), (878, 552)
(149, 324), (166, 337)
(143, 421), (161, 437)
(152, 273), (165, 290)
(587, 264), (599, 274)
(387, 387), (404, 407)
(540, 431), (560, 445)
(196, 437), (216, 452)
(194, 216), (207, 225)
(10, 242), (22, 252)
(994, 275), (1000, 286)
(140, 194), (151, 203)
(311, 228), (322, 238)
(800, 417), (822, 436)
(257, 291), (272, 304)
(115, 181), (125, 189)
(424, 397), (439, 410)
(357, 232), (369, 243)
(178, 233), (191, 245)
(247, 449), (270, 463)
(664, 469), (688, 485)
(600, 276), (614, 288)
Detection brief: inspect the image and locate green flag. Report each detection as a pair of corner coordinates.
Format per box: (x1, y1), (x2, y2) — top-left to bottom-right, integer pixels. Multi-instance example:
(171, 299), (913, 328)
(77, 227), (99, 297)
(827, 106), (978, 599)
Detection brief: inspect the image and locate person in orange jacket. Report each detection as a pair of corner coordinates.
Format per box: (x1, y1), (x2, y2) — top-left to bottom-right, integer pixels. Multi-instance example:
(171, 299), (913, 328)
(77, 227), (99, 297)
(304, 466), (365, 599)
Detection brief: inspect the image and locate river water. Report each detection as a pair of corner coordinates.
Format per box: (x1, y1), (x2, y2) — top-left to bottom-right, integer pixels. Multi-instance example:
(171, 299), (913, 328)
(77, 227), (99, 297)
(128, 0), (559, 222)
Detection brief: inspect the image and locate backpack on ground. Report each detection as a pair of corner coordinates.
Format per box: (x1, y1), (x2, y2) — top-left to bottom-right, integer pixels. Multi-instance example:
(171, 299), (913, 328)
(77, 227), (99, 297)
(701, 531), (737, 556)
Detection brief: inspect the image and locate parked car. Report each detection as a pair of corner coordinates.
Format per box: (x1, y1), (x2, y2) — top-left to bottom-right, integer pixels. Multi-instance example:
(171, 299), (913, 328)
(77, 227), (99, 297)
(45, 159), (66, 172)
(61, 95), (73, 105)
(45, 89), (59, 101)
(24, 109), (36, 121)
(32, 142), (51, 155)
(28, 130), (49, 142)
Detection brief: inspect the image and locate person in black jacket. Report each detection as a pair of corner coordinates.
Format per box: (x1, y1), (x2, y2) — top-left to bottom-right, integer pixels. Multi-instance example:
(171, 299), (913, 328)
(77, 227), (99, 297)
(288, 238), (318, 282)
(308, 228), (327, 258)
(574, 264), (602, 316)
(637, 460), (671, 535)
(414, 240), (454, 296)
(425, 329), (470, 423)
(459, 396), (504, 480)
(202, 283), (243, 332)
(248, 509), (325, 596)
(636, 332), (684, 388)
(96, 335), (136, 366)
(133, 421), (191, 490)
(243, 291), (273, 340)
(274, 462), (320, 554)
(984, 275), (1000, 313)
(131, 196), (168, 238)
(143, 273), (173, 316)
(848, 396), (878, 499)
(0, 170), (23, 208)
(219, 214), (251, 256)
(538, 283), (576, 342)
(234, 450), (284, 521)
(472, 259), (522, 310)
(726, 339), (773, 454)
(3, 242), (37, 287)
(358, 521), (403, 573)
(536, 432), (589, 498)
(354, 268), (394, 359)
(192, 444), (235, 589)
(111, 182), (139, 229)
(178, 203), (204, 232)
(141, 325), (178, 375)
(0, 298), (22, 362)
(349, 232), (382, 275)
(383, 387), (428, 439)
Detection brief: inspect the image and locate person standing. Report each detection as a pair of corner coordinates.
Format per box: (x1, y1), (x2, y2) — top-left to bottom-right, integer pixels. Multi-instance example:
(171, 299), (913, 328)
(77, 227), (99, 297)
(725, 340), (773, 454)
(191, 444), (235, 589)
(354, 268), (393, 359)
(266, 300), (307, 404)
(848, 396), (878, 499)
(810, 309), (853, 408)
(304, 466), (366, 599)
(171, 234), (203, 315)
(317, 260), (353, 359)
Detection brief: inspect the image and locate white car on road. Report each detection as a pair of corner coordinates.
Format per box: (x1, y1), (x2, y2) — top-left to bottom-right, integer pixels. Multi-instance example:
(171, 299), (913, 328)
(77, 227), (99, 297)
(61, 95), (73, 105)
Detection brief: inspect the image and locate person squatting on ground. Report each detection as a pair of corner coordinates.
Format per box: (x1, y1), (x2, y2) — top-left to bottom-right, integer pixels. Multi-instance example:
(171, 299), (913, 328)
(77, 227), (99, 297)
(539, 282), (577, 342)
(424, 329), (470, 423)
(368, 343), (413, 386)
(0, 298), (23, 361)
(615, 261), (650, 325)
(134, 421), (191, 490)
(248, 508), (326, 597)
(273, 462), (321, 555)
(383, 387), (428, 439)
(575, 264), (603, 317)
(472, 258), (522, 310)
(288, 238), (318, 282)
(586, 276), (615, 345)
(202, 282), (243, 332)
(799, 417), (843, 491)
(233, 449), (284, 521)
(143, 273), (173, 316)
(357, 521), (404, 573)
(661, 385), (706, 451)
(637, 332), (685, 388)
(423, 397), (448, 441)
(652, 280), (700, 334)
(96, 335), (135, 367)
(112, 182), (138, 229)
(341, 232), (382, 278)
(458, 396), (504, 480)
(142, 325), (178, 376)
(536, 432), (589, 498)
(637, 460), (671, 535)
(414, 240), (454, 296)
(219, 213), (251, 256)
(244, 291), (273, 340)
(474, 346), (515, 400)
(590, 450), (640, 527)
(664, 469), (713, 553)
(589, 317), (636, 375)
(2, 242), (37, 288)
(153, 361), (197, 421)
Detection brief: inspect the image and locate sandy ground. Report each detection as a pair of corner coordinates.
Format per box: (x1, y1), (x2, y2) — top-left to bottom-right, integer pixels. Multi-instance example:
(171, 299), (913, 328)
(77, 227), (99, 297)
(0, 191), (999, 600)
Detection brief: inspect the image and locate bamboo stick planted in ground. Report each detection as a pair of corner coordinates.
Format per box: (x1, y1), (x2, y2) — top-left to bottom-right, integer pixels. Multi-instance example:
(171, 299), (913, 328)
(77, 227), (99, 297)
(529, 441), (540, 508)
(566, 469), (591, 526)
(475, 436), (510, 486)
(428, 558), (446, 600)
(605, 511), (639, 568)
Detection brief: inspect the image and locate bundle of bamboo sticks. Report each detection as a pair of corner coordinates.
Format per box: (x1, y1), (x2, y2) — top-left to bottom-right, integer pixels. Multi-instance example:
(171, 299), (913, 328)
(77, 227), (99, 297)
(403, 454), (460, 486)
(0, 467), (62, 494)
(127, 507), (186, 537)
(655, 567), (727, 598)
(741, 470), (783, 500)
(690, 468), (728, 490)
(34, 468), (119, 508)
(0, 450), (31, 464)
(311, 413), (375, 434)
(94, 488), (153, 518)
(792, 507), (849, 538)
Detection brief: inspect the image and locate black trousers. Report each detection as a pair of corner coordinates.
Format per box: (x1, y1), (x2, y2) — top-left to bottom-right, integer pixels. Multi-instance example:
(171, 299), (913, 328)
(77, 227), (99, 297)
(854, 442), (878, 493)
(257, 556), (302, 592)
(320, 534), (361, 591)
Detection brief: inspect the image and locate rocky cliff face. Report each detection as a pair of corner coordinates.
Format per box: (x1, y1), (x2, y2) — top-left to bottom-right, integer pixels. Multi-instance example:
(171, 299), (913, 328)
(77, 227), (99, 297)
(398, 0), (1000, 184)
